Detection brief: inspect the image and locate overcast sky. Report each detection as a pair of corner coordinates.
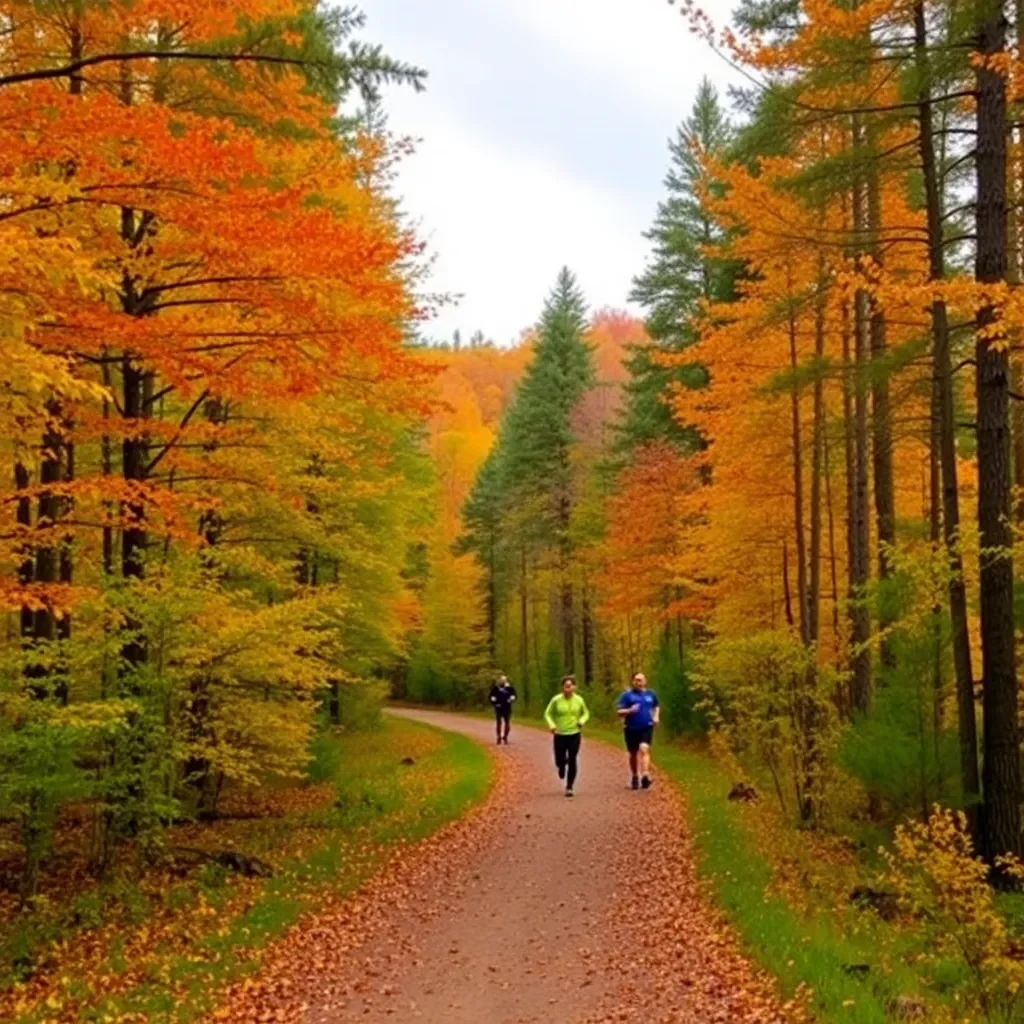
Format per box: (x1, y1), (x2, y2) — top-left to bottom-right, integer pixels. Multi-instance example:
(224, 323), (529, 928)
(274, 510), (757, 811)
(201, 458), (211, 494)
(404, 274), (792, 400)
(360, 0), (736, 346)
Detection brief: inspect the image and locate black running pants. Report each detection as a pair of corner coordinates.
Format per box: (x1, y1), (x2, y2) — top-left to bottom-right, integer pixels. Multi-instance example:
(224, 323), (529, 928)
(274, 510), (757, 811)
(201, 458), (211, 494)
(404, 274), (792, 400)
(553, 732), (581, 788)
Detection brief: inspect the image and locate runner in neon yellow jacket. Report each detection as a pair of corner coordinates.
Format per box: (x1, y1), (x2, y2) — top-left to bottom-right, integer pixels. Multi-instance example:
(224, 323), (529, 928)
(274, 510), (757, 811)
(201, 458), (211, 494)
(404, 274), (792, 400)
(543, 678), (590, 796)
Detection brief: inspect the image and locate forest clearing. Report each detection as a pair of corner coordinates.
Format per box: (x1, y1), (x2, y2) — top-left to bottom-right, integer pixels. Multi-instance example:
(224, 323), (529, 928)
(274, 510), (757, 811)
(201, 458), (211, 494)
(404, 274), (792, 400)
(8, 0), (1024, 1020)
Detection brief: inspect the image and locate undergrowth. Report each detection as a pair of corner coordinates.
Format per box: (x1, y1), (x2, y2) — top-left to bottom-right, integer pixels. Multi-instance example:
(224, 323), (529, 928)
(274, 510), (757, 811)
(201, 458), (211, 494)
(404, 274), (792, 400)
(2, 717), (492, 1023)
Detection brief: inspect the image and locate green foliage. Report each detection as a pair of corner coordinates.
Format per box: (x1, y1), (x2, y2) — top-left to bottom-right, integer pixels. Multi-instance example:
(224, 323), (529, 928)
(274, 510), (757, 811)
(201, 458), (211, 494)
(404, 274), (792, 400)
(699, 631), (840, 820)
(654, 740), (924, 1023)
(648, 634), (704, 736)
(1, 718), (491, 1013)
(0, 695), (122, 897)
(307, 726), (343, 784)
(458, 268), (598, 690)
(334, 679), (386, 732)
(630, 78), (733, 349)
(619, 79), (733, 461)
(498, 268), (595, 539)
(405, 645), (485, 708)
(839, 617), (963, 820)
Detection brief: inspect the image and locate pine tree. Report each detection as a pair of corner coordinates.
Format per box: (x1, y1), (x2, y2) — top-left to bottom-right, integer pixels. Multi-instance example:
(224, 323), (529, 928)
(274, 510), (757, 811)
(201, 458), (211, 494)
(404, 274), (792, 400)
(470, 268), (595, 679)
(622, 79), (731, 456)
(456, 448), (504, 661)
(501, 268), (594, 511)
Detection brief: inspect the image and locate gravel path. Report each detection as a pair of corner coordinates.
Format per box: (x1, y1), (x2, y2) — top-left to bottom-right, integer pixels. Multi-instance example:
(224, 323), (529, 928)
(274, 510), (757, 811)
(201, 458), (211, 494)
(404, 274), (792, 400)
(210, 709), (795, 1024)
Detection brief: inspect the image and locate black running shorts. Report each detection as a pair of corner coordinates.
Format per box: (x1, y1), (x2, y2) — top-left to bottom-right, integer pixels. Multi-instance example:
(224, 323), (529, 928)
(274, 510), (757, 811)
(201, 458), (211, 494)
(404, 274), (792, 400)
(624, 727), (653, 753)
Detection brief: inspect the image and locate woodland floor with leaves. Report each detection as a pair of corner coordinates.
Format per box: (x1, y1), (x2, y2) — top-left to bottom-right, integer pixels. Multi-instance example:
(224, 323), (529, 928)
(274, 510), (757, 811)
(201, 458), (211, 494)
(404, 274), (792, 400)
(1, 717), (491, 1023)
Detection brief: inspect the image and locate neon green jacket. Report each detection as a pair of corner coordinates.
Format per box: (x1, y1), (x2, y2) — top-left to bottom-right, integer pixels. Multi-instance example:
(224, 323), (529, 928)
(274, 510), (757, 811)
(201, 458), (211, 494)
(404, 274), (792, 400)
(543, 693), (590, 735)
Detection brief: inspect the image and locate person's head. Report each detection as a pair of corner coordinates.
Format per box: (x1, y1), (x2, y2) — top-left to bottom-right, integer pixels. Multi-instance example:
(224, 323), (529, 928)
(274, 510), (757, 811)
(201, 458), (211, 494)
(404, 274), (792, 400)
(632, 672), (648, 692)
(498, 673), (508, 685)
(561, 676), (576, 698)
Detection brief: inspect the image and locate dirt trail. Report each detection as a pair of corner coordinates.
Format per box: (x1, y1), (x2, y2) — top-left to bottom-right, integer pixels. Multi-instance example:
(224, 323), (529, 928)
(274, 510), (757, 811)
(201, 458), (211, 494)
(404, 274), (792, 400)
(212, 709), (793, 1024)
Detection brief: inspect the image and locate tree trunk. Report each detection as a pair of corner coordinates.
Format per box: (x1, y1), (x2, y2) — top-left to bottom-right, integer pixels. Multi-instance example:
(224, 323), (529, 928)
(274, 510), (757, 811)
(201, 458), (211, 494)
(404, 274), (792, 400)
(847, 155), (872, 714)
(101, 360), (114, 576)
(974, 1), (1021, 865)
(867, 164), (896, 670)
(15, 458), (34, 643)
(841, 303), (864, 711)
(581, 584), (594, 686)
(519, 547), (529, 709)
(823, 423), (842, 671)
(33, 408), (62, 643)
(782, 539), (795, 630)
(27, 403), (69, 702)
(787, 279), (809, 646)
(561, 580), (575, 676)
(914, 0), (980, 830)
(120, 352), (149, 678)
(1012, 0), (1024, 525)
(809, 267), (826, 646)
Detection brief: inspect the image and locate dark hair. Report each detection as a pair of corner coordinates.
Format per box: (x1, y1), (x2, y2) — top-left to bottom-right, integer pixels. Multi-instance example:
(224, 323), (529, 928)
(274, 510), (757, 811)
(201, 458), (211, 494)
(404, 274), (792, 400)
(561, 675), (575, 686)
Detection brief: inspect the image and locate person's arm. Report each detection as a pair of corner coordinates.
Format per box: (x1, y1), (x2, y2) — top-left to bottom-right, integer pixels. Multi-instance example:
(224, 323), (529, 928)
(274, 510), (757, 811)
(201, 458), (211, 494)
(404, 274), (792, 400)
(544, 696), (558, 732)
(652, 692), (661, 725)
(578, 697), (590, 728)
(509, 686), (517, 702)
(615, 692), (637, 718)
(489, 685), (498, 705)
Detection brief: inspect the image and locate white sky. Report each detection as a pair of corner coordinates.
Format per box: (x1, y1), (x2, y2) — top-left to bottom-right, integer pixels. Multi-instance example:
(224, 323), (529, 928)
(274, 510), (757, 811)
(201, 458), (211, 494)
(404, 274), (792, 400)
(359, 0), (738, 346)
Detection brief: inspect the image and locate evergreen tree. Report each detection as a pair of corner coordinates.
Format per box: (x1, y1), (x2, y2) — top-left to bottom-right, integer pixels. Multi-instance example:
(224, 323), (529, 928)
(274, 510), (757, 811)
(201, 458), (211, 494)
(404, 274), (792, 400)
(501, 267), (593, 511)
(461, 268), (595, 682)
(621, 79), (732, 456)
(456, 448), (504, 661)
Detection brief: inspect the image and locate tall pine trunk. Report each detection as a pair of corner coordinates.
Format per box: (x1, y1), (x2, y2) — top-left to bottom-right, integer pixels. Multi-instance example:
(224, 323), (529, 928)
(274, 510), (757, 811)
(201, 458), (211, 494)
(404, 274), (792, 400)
(914, 0), (979, 828)
(809, 264), (826, 646)
(974, 0), (1021, 866)
(849, 140), (872, 711)
(1012, 0), (1024, 525)
(787, 278), (809, 647)
(867, 160), (896, 669)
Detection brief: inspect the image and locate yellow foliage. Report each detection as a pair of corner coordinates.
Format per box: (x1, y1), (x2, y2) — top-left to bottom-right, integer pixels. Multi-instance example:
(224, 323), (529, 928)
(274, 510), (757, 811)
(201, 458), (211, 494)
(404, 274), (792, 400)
(886, 806), (1024, 1020)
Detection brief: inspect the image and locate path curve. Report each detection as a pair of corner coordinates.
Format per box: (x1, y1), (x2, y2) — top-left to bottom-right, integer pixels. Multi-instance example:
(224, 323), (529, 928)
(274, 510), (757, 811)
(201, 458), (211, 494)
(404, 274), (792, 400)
(210, 709), (794, 1024)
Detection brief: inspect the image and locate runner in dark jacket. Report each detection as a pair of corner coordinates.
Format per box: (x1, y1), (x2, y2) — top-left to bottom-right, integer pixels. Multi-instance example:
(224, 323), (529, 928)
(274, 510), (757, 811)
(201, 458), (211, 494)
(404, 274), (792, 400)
(489, 674), (517, 744)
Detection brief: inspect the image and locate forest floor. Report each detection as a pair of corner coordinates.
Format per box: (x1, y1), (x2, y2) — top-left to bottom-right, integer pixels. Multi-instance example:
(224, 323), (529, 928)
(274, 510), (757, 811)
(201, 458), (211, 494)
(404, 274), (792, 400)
(1, 717), (490, 1023)
(211, 708), (796, 1024)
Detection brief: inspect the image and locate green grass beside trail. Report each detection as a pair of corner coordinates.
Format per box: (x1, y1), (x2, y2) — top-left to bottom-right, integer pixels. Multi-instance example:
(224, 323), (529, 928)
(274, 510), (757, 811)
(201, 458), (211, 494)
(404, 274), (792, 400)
(647, 742), (927, 1024)
(6, 716), (492, 1024)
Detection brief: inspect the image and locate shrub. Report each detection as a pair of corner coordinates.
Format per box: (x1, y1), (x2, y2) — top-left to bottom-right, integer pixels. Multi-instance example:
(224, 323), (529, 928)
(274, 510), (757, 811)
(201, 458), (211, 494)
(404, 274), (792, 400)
(837, 622), (962, 822)
(697, 630), (840, 823)
(885, 806), (1024, 1022)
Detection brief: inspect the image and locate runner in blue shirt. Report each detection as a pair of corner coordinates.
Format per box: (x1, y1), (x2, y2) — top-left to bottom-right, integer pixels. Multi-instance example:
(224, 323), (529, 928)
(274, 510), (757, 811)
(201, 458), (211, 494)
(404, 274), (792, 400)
(616, 672), (660, 790)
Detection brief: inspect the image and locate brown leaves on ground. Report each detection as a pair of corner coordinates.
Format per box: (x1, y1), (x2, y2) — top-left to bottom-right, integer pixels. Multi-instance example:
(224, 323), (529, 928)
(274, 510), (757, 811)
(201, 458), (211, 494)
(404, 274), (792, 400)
(582, 780), (806, 1024)
(205, 713), (801, 1024)
(204, 735), (518, 1024)
(1, 722), (460, 1023)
